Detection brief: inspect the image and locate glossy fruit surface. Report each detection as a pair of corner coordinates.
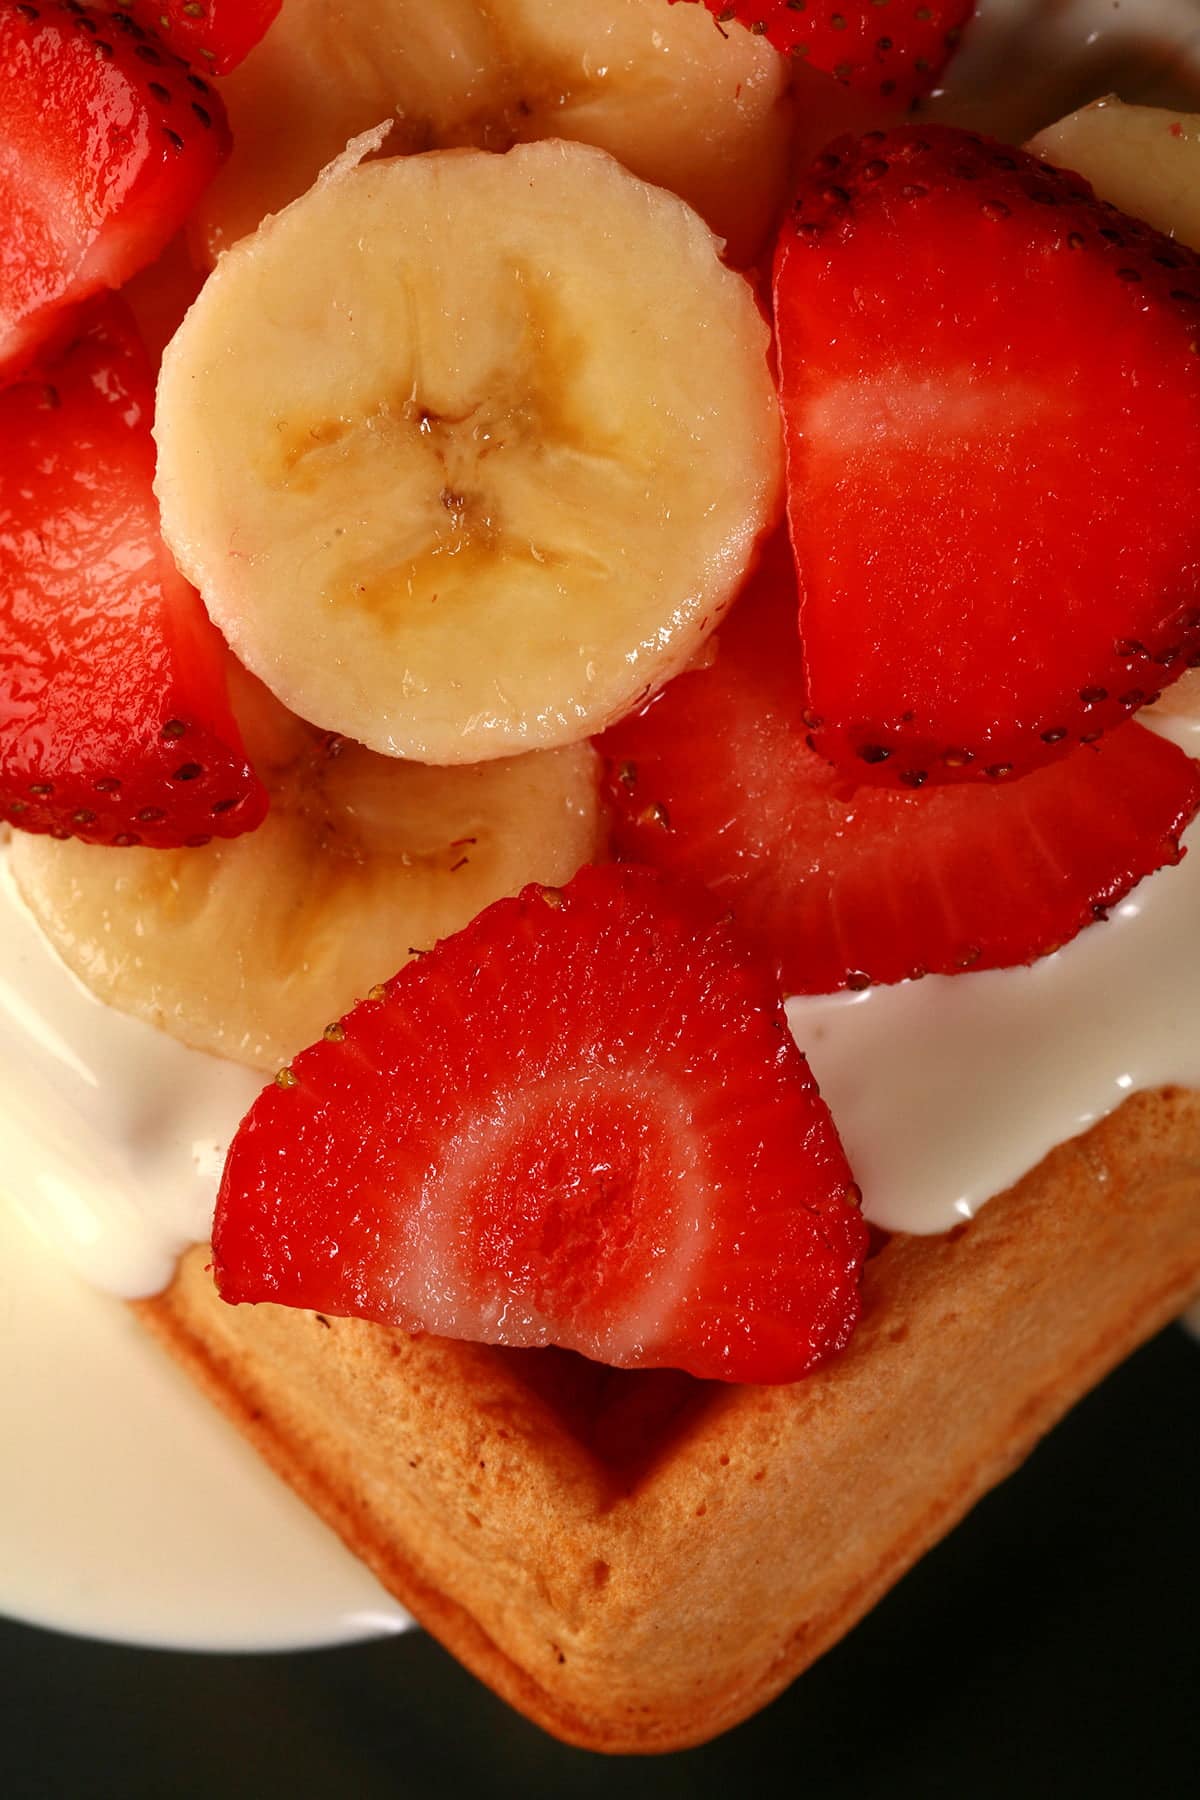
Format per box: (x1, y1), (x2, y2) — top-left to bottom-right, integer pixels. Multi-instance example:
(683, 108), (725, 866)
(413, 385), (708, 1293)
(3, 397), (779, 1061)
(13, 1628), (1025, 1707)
(0, 297), (265, 847)
(774, 126), (1200, 786)
(100, 0), (282, 74)
(215, 865), (867, 1386)
(0, 0), (229, 376)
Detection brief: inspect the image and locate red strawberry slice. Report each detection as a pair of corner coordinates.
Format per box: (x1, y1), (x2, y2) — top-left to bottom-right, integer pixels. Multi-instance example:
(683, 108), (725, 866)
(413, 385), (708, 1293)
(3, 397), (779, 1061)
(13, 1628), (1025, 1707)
(773, 126), (1200, 788)
(597, 539), (1200, 993)
(0, 0), (229, 379)
(213, 865), (868, 1387)
(123, 231), (206, 370)
(0, 296), (266, 847)
(95, 1), (282, 75)
(671, 0), (973, 105)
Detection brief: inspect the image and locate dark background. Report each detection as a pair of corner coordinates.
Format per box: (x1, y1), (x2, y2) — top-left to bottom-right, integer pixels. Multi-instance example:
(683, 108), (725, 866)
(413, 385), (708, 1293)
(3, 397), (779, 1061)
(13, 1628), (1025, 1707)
(3, 1326), (1196, 1799)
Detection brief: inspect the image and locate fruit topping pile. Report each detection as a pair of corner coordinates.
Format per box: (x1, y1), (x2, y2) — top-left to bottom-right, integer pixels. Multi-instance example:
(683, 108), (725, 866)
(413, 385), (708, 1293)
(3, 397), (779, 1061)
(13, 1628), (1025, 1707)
(4, 2), (1200, 1382)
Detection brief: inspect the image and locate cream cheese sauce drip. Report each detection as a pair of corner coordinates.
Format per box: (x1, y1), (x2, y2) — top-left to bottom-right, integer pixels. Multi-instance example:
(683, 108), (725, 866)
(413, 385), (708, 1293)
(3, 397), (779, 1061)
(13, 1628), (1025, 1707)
(0, 855), (260, 1294)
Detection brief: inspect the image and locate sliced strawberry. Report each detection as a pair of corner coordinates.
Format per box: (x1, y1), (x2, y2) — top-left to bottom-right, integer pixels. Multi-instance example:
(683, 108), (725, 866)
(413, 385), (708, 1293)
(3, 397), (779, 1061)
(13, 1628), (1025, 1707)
(597, 539), (1200, 993)
(773, 126), (1200, 788)
(122, 230), (207, 370)
(0, 296), (266, 847)
(95, 1), (282, 75)
(213, 865), (867, 1387)
(671, 0), (973, 105)
(780, 130), (1200, 792)
(0, 1), (229, 378)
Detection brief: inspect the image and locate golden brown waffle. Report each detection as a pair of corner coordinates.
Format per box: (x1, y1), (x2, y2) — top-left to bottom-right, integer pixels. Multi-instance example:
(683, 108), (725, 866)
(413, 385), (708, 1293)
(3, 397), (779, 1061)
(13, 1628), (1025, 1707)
(136, 1087), (1200, 1754)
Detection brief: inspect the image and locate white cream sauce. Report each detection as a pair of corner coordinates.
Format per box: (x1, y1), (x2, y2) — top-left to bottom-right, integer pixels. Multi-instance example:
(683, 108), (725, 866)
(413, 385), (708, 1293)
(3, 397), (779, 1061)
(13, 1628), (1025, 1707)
(0, 1195), (409, 1647)
(792, 812), (1200, 1235)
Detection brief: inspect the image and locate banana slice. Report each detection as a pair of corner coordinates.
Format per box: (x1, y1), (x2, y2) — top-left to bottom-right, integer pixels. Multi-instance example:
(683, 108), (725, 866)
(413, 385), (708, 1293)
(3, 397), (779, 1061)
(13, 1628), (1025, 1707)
(156, 140), (781, 765)
(193, 0), (795, 271)
(1029, 98), (1200, 251)
(9, 671), (606, 1072)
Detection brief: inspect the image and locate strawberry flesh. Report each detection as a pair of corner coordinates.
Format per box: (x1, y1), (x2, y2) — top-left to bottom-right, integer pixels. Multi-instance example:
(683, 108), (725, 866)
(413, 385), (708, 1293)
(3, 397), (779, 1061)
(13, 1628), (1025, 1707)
(597, 539), (1200, 993)
(672, 0), (973, 105)
(94, 1), (282, 75)
(0, 296), (266, 847)
(214, 865), (868, 1387)
(0, 0), (229, 379)
(774, 126), (1200, 787)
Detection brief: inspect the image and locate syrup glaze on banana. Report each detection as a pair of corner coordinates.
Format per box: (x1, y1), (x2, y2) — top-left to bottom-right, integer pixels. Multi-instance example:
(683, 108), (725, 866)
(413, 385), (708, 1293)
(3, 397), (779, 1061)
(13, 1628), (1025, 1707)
(156, 139), (781, 765)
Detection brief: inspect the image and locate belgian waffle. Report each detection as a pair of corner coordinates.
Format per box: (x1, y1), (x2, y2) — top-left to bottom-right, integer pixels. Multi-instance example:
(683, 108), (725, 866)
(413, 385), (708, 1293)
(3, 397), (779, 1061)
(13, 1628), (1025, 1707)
(137, 1086), (1200, 1753)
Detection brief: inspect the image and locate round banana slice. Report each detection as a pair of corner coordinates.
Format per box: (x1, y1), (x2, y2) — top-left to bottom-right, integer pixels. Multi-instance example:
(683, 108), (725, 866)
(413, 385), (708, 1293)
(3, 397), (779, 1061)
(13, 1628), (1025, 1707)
(156, 140), (781, 765)
(193, 0), (796, 271)
(10, 672), (606, 1072)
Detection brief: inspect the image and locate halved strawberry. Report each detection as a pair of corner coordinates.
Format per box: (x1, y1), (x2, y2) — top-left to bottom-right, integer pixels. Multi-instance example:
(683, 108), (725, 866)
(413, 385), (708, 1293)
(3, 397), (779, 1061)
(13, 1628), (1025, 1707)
(92, 1), (282, 75)
(213, 865), (868, 1387)
(0, 0), (229, 378)
(773, 126), (1200, 787)
(597, 539), (1200, 993)
(671, 0), (973, 106)
(0, 296), (266, 847)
